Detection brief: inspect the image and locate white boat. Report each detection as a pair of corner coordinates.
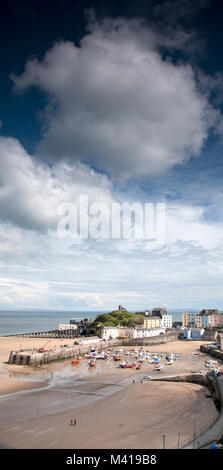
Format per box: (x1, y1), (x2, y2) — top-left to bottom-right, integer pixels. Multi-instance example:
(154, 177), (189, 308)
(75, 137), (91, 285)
(154, 365), (164, 371)
(119, 361), (126, 368)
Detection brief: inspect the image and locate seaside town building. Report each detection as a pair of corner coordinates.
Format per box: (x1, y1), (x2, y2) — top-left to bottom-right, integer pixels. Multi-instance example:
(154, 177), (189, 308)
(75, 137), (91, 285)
(183, 327), (205, 339)
(133, 327), (165, 338)
(144, 310), (150, 316)
(99, 326), (118, 340)
(144, 316), (161, 329)
(200, 309), (219, 316)
(183, 309), (223, 329)
(98, 325), (166, 340)
(195, 315), (203, 328)
(159, 314), (172, 329)
(118, 305), (126, 312)
(144, 312), (172, 330)
(182, 312), (196, 328)
(151, 307), (167, 317)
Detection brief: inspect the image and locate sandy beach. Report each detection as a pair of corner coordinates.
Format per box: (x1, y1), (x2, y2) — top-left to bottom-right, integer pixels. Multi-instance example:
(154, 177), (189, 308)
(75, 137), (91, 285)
(0, 337), (220, 448)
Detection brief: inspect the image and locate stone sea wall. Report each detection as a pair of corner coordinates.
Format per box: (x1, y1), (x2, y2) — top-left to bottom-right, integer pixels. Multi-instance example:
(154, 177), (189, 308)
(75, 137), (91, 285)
(8, 331), (179, 366)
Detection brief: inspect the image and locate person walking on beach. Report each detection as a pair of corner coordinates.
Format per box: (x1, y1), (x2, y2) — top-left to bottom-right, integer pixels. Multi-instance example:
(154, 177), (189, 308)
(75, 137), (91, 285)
(74, 418), (76, 425)
(70, 418), (73, 425)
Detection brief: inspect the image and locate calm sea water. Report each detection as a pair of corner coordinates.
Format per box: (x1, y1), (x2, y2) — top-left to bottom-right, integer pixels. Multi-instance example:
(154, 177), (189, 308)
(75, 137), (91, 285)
(0, 310), (190, 336)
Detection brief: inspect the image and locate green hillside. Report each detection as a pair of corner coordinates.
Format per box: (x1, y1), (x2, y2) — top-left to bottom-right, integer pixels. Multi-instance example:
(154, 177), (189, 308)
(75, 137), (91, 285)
(90, 310), (145, 327)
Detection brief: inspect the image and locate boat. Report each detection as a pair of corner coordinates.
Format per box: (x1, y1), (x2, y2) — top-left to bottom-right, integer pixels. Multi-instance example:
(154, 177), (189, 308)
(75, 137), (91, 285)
(119, 361), (126, 368)
(166, 360), (173, 365)
(89, 359), (96, 367)
(113, 355), (122, 361)
(154, 365), (164, 371)
(72, 357), (81, 364)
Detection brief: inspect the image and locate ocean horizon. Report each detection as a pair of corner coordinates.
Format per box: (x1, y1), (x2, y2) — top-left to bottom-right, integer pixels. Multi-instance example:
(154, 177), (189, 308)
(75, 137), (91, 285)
(0, 309), (197, 336)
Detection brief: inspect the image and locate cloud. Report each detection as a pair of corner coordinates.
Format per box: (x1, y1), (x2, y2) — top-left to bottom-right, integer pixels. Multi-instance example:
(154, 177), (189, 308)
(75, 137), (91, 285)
(0, 136), (114, 231)
(0, 136), (223, 310)
(11, 16), (221, 179)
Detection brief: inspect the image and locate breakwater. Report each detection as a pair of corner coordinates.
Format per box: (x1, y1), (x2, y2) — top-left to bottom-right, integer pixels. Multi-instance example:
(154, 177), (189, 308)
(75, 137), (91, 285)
(8, 331), (179, 366)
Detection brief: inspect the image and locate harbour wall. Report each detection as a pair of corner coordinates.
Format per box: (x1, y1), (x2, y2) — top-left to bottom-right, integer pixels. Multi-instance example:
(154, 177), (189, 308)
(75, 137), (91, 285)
(8, 331), (179, 366)
(200, 344), (223, 362)
(151, 373), (223, 448)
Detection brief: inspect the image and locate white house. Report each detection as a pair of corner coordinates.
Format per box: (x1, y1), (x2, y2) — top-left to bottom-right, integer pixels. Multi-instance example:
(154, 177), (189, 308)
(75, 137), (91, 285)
(99, 326), (118, 340)
(134, 328), (165, 338)
(160, 314), (172, 329)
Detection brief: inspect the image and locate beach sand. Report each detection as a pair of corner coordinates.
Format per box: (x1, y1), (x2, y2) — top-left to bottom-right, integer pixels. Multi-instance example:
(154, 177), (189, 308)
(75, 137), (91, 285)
(0, 381), (218, 449)
(0, 337), (220, 448)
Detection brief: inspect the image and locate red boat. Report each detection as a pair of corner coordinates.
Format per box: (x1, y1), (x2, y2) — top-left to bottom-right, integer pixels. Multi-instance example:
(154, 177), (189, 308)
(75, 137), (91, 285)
(113, 355), (122, 361)
(89, 360), (96, 367)
(72, 358), (81, 364)
(124, 362), (137, 368)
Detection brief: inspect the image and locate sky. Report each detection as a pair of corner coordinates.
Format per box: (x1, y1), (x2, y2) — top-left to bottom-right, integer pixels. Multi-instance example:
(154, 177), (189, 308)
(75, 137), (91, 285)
(1, 0), (223, 311)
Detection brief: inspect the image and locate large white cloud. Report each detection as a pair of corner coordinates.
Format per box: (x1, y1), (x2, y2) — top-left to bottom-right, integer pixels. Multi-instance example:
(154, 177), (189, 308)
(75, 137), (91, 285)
(0, 135), (223, 310)
(0, 136), (114, 231)
(11, 17), (221, 178)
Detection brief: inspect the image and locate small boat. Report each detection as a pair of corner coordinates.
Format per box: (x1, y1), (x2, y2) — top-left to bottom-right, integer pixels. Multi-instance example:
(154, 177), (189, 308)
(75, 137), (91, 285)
(113, 355), (122, 361)
(72, 357), (81, 364)
(119, 361), (126, 368)
(154, 365), (164, 371)
(89, 359), (96, 367)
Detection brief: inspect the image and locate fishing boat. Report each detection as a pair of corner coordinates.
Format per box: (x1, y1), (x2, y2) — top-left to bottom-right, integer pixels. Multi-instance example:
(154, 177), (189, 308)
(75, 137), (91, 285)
(89, 359), (96, 367)
(72, 357), (81, 364)
(119, 361), (126, 368)
(113, 355), (122, 361)
(154, 365), (164, 371)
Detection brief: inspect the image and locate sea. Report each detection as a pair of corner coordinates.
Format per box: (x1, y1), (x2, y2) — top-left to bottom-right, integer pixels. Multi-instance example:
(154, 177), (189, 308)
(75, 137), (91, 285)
(0, 309), (195, 336)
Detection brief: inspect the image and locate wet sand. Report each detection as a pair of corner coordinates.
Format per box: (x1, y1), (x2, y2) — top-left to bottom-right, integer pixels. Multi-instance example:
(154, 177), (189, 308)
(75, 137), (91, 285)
(0, 338), (220, 448)
(0, 381), (218, 449)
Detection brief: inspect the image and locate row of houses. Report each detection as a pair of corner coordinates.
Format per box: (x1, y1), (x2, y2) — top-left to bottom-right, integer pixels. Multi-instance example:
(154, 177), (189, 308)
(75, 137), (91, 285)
(182, 309), (223, 328)
(99, 325), (166, 340)
(99, 311), (173, 340)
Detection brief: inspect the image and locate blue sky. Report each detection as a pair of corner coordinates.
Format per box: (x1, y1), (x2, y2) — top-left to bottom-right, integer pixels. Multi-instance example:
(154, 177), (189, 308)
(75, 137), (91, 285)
(1, 0), (223, 311)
